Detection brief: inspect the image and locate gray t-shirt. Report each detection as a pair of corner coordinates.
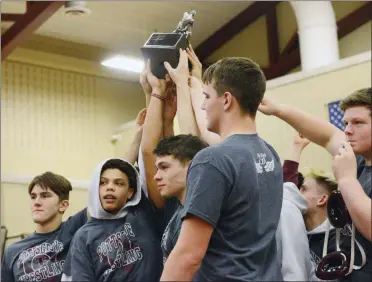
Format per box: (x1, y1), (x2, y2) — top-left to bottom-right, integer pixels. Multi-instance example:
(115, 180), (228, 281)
(1, 209), (87, 282)
(181, 134), (283, 281)
(63, 194), (163, 282)
(161, 203), (183, 264)
(340, 156), (372, 282)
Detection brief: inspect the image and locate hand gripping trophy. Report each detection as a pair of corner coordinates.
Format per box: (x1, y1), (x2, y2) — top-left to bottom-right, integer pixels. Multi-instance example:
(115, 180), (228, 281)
(141, 10), (197, 78)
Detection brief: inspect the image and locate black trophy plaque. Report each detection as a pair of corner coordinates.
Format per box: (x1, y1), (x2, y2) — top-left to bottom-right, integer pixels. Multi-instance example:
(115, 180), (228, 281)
(140, 10), (196, 78)
(140, 33), (188, 78)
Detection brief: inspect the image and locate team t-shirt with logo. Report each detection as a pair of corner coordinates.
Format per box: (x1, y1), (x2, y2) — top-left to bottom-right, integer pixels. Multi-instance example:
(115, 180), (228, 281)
(181, 134), (283, 281)
(63, 194), (163, 282)
(1, 209), (87, 282)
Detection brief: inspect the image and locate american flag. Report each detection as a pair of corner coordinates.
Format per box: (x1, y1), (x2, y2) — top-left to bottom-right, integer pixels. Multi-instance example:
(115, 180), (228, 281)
(328, 100), (345, 131)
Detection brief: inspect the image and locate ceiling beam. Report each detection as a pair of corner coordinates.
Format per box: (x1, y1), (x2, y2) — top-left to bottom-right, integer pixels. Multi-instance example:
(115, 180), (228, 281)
(337, 1), (372, 39)
(266, 6), (280, 65)
(1, 14), (25, 22)
(195, 1), (280, 63)
(1, 1), (65, 61)
(266, 1), (372, 79)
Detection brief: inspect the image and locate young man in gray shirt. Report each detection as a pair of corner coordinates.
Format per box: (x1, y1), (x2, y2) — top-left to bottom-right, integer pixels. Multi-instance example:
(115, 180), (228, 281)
(161, 56), (284, 281)
(1, 172), (87, 282)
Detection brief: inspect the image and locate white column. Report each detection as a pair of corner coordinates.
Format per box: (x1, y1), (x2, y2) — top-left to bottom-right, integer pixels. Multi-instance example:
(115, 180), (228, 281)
(290, 1), (340, 71)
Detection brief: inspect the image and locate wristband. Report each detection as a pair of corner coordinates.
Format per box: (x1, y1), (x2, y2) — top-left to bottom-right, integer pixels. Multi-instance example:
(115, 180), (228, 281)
(151, 93), (166, 101)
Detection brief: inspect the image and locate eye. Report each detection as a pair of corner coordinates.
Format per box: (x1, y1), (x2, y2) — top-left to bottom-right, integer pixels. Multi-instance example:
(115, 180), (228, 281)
(116, 182), (125, 186)
(99, 180), (107, 185)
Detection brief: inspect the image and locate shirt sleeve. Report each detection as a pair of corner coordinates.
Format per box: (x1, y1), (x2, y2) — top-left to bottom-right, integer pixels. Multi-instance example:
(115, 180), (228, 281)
(1, 250), (15, 282)
(282, 160), (299, 186)
(64, 208), (88, 235)
(181, 163), (231, 228)
(63, 232), (94, 281)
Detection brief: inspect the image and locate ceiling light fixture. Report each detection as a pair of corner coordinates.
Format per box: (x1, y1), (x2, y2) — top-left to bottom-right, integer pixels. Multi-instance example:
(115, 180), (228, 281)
(101, 56), (145, 73)
(64, 1), (91, 17)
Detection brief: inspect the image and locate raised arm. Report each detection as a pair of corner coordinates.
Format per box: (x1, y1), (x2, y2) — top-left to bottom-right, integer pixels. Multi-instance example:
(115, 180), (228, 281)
(189, 76), (221, 145)
(163, 80), (177, 138)
(164, 49), (200, 136)
(283, 134), (310, 184)
(332, 142), (371, 241)
(141, 61), (167, 209)
(258, 98), (346, 156)
(122, 108), (146, 165)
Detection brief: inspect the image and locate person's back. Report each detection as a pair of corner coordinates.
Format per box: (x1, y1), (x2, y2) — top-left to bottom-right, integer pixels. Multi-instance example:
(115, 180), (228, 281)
(183, 134), (283, 281)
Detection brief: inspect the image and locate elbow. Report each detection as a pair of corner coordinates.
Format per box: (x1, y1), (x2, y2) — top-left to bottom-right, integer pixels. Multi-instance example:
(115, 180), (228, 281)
(175, 247), (204, 273)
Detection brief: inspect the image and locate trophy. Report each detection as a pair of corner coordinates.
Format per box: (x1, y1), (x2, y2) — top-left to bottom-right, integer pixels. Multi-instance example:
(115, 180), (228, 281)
(140, 10), (196, 78)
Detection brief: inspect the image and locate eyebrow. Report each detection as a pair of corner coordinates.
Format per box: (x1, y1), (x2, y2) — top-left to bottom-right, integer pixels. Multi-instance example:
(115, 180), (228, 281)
(156, 161), (169, 167)
(202, 92), (209, 96)
(100, 177), (126, 181)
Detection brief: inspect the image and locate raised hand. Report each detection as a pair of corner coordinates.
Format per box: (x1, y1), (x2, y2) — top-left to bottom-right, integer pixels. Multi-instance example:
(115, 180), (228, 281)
(136, 108), (147, 128)
(258, 98), (281, 116)
(164, 49), (189, 86)
(146, 59), (166, 95)
(332, 142), (357, 182)
(292, 133), (310, 150)
(186, 44), (202, 81)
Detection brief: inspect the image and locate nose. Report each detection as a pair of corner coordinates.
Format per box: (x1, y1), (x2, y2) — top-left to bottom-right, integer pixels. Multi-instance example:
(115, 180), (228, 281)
(154, 171), (162, 181)
(201, 99), (206, 111)
(33, 197), (42, 207)
(106, 181), (115, 191)
(344, 124), (353, 136)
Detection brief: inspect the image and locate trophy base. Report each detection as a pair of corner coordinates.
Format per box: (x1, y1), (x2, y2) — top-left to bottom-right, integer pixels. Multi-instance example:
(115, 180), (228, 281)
(141, 33), (189, 79)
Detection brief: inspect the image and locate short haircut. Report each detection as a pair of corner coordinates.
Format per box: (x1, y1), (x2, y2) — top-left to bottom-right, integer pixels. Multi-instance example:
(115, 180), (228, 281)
(202, 57), (266, 117)
(101, 159), (137, 192)
(305, 169), (338, 195)
(340, 87), (371, 114)
(28, 172), (72, 201)
(153, 134), (209, 164)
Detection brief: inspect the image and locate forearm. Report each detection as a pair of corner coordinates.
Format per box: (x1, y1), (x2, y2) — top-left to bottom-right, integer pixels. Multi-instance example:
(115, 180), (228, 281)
(123, 127), (143, 165)
(190, 88), (220, 145)
(141, 95), (165, 208)
(282, 160), (299, 185)
(176, 83), (200, 136)
(163, 121), (174, 138)
(275, 105), (343, 156)
(161, 248), (200, 281)
(142, 96), (164, 154)
(338, 178), (371, 241)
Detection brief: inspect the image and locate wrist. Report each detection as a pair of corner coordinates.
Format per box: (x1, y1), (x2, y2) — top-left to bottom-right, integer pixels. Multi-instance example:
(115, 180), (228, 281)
(152, 88), (165, 96)
(337, 177), (358, 189)
(151, 92), (166, 101)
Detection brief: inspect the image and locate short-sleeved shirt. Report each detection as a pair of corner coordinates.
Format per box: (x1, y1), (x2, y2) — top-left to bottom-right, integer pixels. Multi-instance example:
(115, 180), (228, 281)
(340, 156), (372, 282)
(1, 209), (87, 282)
(63, 195), (163, 282)
(181, 134), (284, 281)
(161, 203), (183, 264)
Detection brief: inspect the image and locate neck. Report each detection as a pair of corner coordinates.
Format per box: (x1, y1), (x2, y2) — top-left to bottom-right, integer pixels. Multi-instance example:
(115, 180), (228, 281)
(218, 115), (257, 141)
(35, 215), (63, 234)
(304, 209), (327, 231)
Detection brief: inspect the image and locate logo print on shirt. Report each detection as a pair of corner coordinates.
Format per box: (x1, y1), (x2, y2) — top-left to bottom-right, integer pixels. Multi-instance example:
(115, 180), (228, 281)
(255, 153), (275, 173)
(16, 240), (65, 281)
(96, 223), (143, 278)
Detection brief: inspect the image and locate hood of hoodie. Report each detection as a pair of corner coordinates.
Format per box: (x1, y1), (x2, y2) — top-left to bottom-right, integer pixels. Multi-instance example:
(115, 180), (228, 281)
(307, 218), (335, 235)
(88, 158), (141, 219)
(283, 182), (308, 214)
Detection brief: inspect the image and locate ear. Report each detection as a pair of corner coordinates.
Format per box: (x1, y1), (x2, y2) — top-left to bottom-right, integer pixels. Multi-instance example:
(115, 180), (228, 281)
(222, 92), (233, 111)
(59, 200), (69, 213)
(317, 194), (329, 207)
(127, 188), (135, 201)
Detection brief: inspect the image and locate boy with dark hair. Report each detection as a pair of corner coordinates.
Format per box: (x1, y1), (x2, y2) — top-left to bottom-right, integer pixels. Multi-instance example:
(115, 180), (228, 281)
(161, 55), (283, 281)
(153, 135), (208, 263)
(61, 158), (163, 282)
(1, 172), (87, 282)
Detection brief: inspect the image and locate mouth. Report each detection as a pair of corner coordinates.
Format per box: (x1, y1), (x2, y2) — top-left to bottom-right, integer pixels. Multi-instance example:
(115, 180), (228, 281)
(103, 195), (117, 203)
(157, 184), (165, 191)
(33, 210), (43, 213)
